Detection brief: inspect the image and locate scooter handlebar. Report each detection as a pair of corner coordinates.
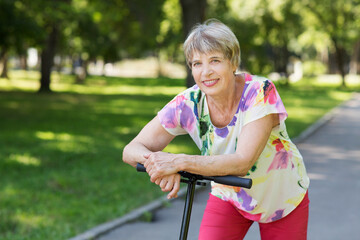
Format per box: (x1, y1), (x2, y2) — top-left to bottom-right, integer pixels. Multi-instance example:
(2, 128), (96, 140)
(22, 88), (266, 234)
(136, 163), (147, 172)
(136, 163), (252, 189)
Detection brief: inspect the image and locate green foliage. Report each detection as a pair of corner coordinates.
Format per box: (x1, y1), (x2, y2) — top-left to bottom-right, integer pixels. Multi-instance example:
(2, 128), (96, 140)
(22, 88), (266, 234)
(301, 0), (360, 51)
(208, 0), (307, 75)
(0, 0), (42, 54)
(157, 0), (183, 62)
(300, 0), (360, 86)
(302, 61), (327, 77)
(2, 0), (360, 84)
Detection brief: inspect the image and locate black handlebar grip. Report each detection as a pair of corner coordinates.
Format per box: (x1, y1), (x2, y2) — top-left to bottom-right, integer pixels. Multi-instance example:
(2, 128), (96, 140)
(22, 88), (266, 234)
(208, 176), (252, 189)
(136, 163), (147, 172)
(136, 163), (252, 189)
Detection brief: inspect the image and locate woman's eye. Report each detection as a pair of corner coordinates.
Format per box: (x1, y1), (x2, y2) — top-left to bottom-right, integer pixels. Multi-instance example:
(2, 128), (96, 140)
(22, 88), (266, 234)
(193, 62), (200, 67)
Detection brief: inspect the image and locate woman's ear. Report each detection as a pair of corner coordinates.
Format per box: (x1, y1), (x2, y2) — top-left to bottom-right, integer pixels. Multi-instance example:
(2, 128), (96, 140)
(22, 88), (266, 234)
(233, 66), (237, 74)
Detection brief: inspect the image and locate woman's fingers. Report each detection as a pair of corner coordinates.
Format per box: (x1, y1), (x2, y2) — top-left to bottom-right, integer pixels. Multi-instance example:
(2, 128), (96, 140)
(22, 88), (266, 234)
(167, 175), (181, 199)
(152, 174), (181, 199)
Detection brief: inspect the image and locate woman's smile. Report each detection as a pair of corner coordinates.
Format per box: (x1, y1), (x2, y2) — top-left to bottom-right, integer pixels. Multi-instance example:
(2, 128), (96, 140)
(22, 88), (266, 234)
(202, 78), (219, 87)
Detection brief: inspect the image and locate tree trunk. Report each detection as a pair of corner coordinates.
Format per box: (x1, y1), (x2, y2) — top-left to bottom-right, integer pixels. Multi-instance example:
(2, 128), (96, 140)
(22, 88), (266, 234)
(179, 0), (207, 88)
(20, 54), (28, 70)
(0, 50), (9, 79)
(75, 58), (89, 84)
(349, 40), (360, 75)
(332, 38), (346, 88)
(273, 45), (290, 86)
(39, 25), (59, 93)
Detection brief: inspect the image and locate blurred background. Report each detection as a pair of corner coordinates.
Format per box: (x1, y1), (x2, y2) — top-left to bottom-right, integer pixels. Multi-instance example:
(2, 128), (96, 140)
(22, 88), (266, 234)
(1, 0), (360, 88)
(0, 0), (359, 239)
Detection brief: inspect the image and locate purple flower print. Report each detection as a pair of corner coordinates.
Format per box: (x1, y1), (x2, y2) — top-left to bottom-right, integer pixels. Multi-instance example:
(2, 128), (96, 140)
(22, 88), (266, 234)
(237, 189), (256, 211)
(180, 104), (195, 132)
(159, 107), (177, 128)
(215, 127), (229, 138)
(229, 116), (237, 126)
(158, 94), (188, 129)
(269, 209), (284, 221)
(240, 82), (260, 112)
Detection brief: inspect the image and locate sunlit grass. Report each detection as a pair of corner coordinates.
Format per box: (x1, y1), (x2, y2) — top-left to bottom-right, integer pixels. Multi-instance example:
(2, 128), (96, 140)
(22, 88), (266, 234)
(0, 70), (192, 240)
(315, 74), (360, 88)
(0, 70), (186, 95)
(0, 70), (358, 239)
(7, 154), (41, 166)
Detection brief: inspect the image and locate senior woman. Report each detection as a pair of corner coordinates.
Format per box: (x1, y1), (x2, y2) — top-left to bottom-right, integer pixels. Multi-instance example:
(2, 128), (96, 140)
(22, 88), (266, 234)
(123, 19), (310, 240)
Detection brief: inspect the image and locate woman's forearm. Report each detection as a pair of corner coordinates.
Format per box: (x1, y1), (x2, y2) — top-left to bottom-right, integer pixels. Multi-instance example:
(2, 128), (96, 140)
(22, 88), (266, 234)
(179, 153), (252, 177)
(143, 151), (254, 183)
(122, 141), (152, 168)
(122, 116), (175, 168)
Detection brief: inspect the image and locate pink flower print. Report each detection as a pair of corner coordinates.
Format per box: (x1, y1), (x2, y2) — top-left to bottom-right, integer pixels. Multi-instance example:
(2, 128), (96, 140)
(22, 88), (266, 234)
(244, 73), (253, 82)
(263, 80), (277, 105)
(237, 208), (262, 221)
(173, 94), (187, 106)
(272, 138), (291, 151)
(272, 138), (284, 151)
(267, 149), (292, 173)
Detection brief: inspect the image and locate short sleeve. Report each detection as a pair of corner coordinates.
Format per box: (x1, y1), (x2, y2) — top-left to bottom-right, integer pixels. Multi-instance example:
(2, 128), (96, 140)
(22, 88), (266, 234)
(157, 91), (198, 136)
(242, 79), (287, 126)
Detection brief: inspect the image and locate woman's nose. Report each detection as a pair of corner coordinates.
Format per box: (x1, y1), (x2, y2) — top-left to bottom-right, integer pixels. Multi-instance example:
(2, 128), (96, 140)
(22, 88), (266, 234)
(202, 64), (213, 77)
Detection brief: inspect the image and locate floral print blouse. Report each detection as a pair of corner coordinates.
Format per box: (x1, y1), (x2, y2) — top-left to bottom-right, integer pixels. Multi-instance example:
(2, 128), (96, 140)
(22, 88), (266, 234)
(157, 73), (310, 223)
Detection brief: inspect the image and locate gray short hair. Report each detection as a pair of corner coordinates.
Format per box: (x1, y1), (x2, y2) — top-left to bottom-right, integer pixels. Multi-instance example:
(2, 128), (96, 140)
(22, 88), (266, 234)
(183, 19), (241, 69)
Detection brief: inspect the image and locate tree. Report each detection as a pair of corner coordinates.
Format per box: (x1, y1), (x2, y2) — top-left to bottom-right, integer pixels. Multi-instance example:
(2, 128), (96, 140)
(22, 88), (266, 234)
(222, 0), (305, 84)
(260, 0), (304, 85)
(179, 0), (207, 87)
(65, 0), (166, 82)
(0, 0), (41, 79)
(39, 0), (72, 92)
(302, 0), (360, 87)
(350, 40), (360, 74)
(16, 0), (73, 92)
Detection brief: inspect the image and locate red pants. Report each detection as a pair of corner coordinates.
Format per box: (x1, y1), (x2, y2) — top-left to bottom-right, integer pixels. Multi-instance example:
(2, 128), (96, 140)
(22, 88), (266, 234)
(199, 192), (309, 240)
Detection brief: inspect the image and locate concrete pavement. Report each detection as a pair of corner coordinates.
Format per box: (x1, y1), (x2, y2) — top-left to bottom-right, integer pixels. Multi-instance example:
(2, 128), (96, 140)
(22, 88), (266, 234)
(75, 93), (360, 240)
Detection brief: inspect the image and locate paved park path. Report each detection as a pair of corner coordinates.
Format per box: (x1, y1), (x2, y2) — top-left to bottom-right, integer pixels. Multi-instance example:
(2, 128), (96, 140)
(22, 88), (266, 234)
(75, 93), (360, 240)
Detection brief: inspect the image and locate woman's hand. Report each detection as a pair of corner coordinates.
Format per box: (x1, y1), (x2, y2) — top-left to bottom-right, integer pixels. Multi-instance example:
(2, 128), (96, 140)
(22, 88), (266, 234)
(143, 152), (182, 182)
(155, 174), (181, 199)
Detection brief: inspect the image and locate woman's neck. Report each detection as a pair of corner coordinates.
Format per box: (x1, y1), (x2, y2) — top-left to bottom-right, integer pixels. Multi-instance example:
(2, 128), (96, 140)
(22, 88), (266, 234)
(206, 74), (244, 128)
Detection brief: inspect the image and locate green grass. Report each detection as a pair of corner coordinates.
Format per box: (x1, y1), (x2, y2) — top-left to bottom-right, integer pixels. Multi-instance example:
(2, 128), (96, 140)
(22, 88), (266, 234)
(0, 70), (358, 239)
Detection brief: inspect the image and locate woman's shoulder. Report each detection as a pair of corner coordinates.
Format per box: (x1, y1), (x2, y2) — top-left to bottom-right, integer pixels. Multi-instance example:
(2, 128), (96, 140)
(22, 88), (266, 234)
(242, 73), (277, 97)
(243, 72), (272, 86)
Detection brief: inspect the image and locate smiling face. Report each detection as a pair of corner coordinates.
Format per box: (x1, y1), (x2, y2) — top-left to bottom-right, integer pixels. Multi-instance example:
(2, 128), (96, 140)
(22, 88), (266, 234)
(191, 51), (237, 97)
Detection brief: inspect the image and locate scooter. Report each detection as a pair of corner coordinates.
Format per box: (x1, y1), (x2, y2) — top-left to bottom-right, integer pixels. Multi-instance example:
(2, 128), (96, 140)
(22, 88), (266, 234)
(136, 163), (252, 240)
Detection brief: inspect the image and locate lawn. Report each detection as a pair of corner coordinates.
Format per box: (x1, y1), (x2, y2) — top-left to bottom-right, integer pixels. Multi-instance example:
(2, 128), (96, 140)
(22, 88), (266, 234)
(0, 70), (358, 239)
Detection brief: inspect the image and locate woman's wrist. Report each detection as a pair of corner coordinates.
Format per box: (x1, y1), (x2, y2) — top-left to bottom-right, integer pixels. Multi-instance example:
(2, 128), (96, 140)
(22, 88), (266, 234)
(172, 153), (187, 172)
